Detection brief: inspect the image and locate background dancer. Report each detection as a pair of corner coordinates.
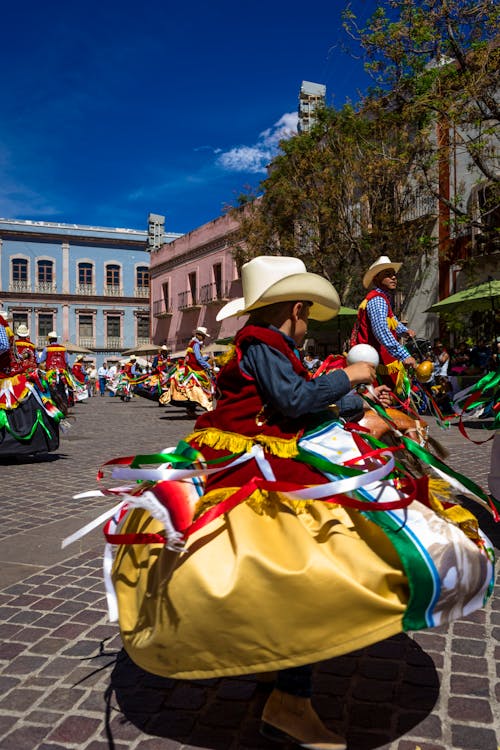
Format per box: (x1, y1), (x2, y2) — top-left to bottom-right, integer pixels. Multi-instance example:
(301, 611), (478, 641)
(351, 255), (417, 394)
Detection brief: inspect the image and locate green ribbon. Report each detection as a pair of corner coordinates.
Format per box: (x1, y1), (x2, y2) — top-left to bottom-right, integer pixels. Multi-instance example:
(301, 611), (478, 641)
(360, 393), (500, 519)
(0, 408), (52, 442)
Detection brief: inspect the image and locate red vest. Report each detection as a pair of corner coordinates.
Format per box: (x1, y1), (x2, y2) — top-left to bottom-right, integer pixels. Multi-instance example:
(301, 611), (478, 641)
(351, 289), (399, 368)
(72, 362), (86, 383)
(0, 316), (23, 378)
(191, 325), (324, 491)
(46, 344), (68, 372)
(185, 338), (207, 373)
(16, 339), (37, 371)
(195, 325), (314, 442)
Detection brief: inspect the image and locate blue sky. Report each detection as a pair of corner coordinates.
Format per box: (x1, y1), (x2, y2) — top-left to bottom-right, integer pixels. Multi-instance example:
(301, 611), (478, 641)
(0, 1), (373, 235)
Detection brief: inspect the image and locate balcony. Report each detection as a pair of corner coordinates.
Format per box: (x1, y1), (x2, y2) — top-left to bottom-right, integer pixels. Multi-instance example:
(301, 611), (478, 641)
(104, 285), (123, 297)
(153, 299), (173, 318)
(78, 337), (96, 349)
(106, 337), (123, 350)
(76, 284), (96, 296)
(199, 281), (231, 305)
(134, 286), (150, 298)
(35, 282), (57, 294)
(178, 291), (201, 310)
(9, 281), (31, 293)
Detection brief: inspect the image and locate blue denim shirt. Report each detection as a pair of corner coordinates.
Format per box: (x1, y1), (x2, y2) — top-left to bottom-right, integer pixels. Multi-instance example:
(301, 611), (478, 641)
(239, 326), (363, 421)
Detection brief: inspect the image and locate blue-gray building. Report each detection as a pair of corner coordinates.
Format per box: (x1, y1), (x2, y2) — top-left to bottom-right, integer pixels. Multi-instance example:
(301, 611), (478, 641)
(0, 218), (181, 366)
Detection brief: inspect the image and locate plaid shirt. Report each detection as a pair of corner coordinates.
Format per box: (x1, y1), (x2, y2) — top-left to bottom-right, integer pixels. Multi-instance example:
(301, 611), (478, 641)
(366, 289), (410, 361)
(0, 324), (10, 354)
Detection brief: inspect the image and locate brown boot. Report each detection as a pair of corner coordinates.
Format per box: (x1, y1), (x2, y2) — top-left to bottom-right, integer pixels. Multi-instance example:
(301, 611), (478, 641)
(260, 688), (346, 749)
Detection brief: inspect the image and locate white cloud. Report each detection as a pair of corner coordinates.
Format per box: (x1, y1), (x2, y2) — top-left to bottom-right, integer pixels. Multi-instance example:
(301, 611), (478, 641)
(216, 112), (298, 174)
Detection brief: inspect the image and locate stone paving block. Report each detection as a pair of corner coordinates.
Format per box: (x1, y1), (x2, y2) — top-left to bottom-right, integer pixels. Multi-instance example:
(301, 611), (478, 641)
(448, 695), (494, 722)
(46, 715), (101, 744)
(451, 723), (498, 750)
(1, 725), (52, 750)
(450, 673), (490, 697)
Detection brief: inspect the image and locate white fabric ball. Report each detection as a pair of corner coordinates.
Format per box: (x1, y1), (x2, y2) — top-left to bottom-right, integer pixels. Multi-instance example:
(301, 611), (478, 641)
(346, 344), (380, 367)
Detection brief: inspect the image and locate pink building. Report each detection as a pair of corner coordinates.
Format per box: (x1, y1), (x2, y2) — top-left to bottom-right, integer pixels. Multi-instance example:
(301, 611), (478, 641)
(150, 213), (243, 351)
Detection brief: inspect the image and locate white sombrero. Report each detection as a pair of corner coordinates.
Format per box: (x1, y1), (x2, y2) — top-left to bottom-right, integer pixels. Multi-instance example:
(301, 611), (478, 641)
(194, 326), (210, 338)
(216, 256), (340, 322)
(17, 324), (30, 337)
(47, 330), (58, 339)
(363, 256), (402, 289)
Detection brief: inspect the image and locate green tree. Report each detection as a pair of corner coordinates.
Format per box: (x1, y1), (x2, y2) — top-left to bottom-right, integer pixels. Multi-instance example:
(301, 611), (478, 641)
(342, 0), (499, 252)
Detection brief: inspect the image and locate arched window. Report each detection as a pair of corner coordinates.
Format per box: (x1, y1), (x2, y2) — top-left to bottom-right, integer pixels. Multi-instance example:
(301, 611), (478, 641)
(36, 260), (54, 286)
(136, 266), (149, 287)
(78, 262), (93, 285)
(11, 258), (29, 291)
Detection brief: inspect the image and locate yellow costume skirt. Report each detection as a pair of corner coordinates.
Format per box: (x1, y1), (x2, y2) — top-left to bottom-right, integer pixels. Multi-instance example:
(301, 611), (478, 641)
(113, 489), (410, 679)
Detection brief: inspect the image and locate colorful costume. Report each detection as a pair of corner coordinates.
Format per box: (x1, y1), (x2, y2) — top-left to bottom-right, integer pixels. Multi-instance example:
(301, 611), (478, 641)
(15, 337), (37, 372)
(159, 337), (214, 411)
(351, 288), (410, 393)
(70, 323), (495, 682)
(0, 316), (62, 457)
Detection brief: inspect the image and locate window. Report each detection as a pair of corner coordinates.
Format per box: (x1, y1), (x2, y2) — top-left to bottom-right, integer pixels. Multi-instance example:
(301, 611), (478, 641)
(78, 262), (93, 285)
(78, 314), (93, 339)
(12, 258), (28, 282)
(38, 313), (54, 339)
(106, 264), (120, 287)
(12, 312), (29, 332)
(188, 272), (197, 304)
(137, 315), (149, 340)
(106, 315), (121, 338)
(162, 281), (169, 307)
(37, 260), (53, 283)
(136, 266), (149, 288)
(213, 263), (222, 298)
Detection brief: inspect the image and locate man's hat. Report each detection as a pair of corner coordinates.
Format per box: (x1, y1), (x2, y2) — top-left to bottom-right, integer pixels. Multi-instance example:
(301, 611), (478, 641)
(194, 326), (210, 338)
(75, 354), (84, 361)
(47, 331), (58, 339)
(362, 256), (402, 289)
(130, 356), (136, 361)
(17, 324), (30, 337)
(161, 345), (169, 351)
(216, 256), (340, 322)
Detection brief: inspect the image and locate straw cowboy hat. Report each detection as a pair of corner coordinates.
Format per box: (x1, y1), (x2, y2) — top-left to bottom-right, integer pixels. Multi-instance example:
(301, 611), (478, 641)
(194, 326), (210, 338)
(363, 256), (402, 289)
(47, 331), (58, 339)
(216, 256), (340, 322)
(16, 324), (30, 337)
(75, 354), (84, 361)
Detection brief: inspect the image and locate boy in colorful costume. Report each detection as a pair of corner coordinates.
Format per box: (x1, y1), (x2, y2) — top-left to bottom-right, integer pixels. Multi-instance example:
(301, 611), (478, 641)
(15, 324), (37, 372)
(105, 257), (494, 750)
(351, 256), (417, 394)
(160, 326), (214, 414)
(0, 311), (62, 456)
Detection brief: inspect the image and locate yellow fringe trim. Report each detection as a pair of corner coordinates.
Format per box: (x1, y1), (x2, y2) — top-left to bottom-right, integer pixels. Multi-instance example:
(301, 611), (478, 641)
(387, 317), (398, 330)
(428, 477), (481, 542)
(359, 300), (367, 310)
(186, 428), (300, 458)
(194, 486), (314, 520)
(216, 345), (236, 367)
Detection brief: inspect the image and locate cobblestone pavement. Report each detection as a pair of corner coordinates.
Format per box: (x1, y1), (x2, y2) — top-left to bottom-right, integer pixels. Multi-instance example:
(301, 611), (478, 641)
(0, 395), (498, 750)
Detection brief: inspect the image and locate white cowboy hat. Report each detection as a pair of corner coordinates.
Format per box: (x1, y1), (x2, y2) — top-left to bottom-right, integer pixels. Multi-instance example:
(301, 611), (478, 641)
(75, 354), (84, 361)
(47, 330), (58, 339)
(161, 344), (169, 351)
(194, 326), (210, 338)
(216, 256), (340, 322)
(362, 256), (402, 289)
(16, 324), (30, 337)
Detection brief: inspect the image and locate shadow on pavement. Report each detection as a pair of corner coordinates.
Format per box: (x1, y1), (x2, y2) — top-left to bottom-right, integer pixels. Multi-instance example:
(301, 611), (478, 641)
(109, 633), (439, 749)
(0, 451), (68, 465)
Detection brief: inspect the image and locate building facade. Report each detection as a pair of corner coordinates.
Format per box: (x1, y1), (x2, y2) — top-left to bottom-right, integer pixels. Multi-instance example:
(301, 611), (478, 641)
(0, 219), (180, 366)
(150, 213), (243, 352)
